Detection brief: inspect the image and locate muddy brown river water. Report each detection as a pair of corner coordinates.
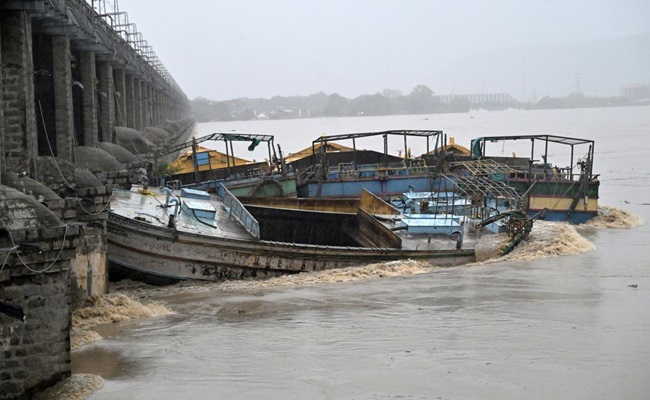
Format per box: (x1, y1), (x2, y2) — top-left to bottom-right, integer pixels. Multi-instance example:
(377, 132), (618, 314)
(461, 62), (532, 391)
(73, 106), (650, 399)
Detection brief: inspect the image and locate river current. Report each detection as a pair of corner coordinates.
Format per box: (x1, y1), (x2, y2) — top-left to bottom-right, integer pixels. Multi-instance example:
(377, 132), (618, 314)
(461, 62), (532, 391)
(72, 106), (650, 399)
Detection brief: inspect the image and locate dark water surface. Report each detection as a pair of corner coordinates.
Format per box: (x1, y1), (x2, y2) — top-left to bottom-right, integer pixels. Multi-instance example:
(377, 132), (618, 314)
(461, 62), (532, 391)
(75, 106), (650, 399)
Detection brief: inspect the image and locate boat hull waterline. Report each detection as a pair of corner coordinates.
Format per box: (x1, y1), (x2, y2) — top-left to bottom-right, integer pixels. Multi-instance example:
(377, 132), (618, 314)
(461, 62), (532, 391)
(107, 212), (475, 281)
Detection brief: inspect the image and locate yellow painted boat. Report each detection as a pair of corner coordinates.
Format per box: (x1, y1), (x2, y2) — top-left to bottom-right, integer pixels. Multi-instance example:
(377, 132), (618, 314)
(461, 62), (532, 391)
(169, 145), (254, 175)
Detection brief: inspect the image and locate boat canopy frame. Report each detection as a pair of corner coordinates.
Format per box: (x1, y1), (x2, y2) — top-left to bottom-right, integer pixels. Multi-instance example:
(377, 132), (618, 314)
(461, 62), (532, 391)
(471, 134), (596, 180)
(311, 130), (444, 168)
(447, 175), (523, 202)
(449, 159), (518, 176)
(156, 132), (278, 182)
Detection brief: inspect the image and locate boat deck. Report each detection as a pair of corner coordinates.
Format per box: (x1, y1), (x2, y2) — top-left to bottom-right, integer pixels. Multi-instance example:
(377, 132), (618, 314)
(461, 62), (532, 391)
(111, 187), (481, 253)
(110, 187), (254, 240)
(374, 214), (480, 251)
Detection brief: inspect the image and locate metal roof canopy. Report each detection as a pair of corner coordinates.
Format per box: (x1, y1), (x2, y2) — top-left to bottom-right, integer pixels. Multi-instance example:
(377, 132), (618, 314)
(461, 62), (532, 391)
(202, 132), (275, 143)
(313, 130), (443, 143)
(445, 175), (522, 200)
(311, 130), (444, 168)
(474, 134), (595, 179)
(158, 132), (275, 157)
(477, 134), (594, 147)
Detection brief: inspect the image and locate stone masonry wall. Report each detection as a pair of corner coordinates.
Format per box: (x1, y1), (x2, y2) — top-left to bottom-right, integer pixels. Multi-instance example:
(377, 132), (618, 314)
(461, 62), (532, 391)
(52, 35), (74, 162)
(1, 19), (4, 175)
(70, 184), (112, 299)
(0, 11), (37, 176)
(0, 225), (79, 400)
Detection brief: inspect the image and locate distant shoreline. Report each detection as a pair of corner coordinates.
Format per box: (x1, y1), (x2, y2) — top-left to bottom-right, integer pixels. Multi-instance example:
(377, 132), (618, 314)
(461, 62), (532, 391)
(194, 101), (650, 123)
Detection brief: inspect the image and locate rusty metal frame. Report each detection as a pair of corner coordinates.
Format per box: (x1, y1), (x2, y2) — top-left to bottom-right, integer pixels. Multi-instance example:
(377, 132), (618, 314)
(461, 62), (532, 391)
(449, 159), (517, 176)
(443, 175), (522, 201)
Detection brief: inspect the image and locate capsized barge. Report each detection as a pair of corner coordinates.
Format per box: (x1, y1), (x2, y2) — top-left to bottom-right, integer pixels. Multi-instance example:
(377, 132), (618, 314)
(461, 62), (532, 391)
(107, 185), (476, 282)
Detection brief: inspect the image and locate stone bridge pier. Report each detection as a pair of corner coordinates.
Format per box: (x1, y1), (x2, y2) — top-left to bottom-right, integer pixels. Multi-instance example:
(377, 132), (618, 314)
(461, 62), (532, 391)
(1, 1), (194, 398)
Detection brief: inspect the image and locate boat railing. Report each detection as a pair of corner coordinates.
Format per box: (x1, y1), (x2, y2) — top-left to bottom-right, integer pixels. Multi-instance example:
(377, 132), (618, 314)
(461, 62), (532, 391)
(217, 183), (260, 239)
(325, 162), (433, 180)
(507, 170), (598, 182)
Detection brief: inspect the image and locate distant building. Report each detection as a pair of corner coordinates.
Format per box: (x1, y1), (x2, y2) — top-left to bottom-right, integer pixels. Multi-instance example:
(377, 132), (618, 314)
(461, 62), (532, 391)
(620, 84), (650, 101)
(435, 93), (516, 109)
(269, 108), (297, 119)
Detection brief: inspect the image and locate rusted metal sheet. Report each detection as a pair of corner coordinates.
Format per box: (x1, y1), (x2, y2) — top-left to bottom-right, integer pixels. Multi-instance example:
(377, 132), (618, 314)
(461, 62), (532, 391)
(359, 188), (400, 216)
(355, 208), (402, 249)
(240, 196), (360, 213)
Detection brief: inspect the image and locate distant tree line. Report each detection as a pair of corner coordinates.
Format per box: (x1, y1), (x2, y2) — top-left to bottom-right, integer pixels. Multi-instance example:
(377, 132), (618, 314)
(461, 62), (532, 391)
(191, 85), (644, 122)
(190, 84), (472, 122)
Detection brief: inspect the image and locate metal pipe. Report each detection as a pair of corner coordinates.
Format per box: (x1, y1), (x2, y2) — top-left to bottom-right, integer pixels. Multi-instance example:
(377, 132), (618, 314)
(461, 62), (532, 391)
(352, 137), (357, 173)
(544, 136), (549, 168)
(167, 197), (180, 217)
(191, 137), (199, 184)
(529, 138), (535, 177)
(383, 134), (388, 168)
(161, 187), (173, 207)
(224, 139), (231, 177)
(230, 140), (236, 170)
(589, 142), (594, 178)
(570, 145), (574, 178)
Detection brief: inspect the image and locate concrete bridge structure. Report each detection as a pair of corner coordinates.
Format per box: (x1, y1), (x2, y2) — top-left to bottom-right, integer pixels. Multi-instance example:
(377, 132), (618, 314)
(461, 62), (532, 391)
(1, 0), (191, 175)
(1, 2), (194, 398)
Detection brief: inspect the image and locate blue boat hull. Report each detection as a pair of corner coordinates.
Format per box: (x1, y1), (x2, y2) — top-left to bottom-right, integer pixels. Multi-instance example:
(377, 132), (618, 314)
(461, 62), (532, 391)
(529, 209), (597, 224)
(297, 175), (453, 198)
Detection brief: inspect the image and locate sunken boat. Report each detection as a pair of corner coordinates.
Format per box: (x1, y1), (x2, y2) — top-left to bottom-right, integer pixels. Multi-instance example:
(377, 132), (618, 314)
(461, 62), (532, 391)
(107, 184), (476, 282)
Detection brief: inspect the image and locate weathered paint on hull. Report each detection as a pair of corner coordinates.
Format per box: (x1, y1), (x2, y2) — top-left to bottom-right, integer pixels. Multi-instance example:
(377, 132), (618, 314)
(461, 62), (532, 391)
(107, 212), (475, 281)
(227, 178), (297, 198)
(298, 175), (442, 198)
(528, 209), (597, 224)
(507, 179), (600, 198)
(184, 177), (297, 198)
(527, 196), (598, 212)
(506, 179), (599, 224)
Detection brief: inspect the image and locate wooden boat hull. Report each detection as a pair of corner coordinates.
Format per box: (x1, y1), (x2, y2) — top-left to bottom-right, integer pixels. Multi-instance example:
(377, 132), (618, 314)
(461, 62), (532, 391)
(107, 212), (475, 281)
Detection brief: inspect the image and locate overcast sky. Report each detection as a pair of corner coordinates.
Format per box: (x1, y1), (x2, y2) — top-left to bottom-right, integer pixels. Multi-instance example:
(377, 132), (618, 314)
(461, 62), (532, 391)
(119, 0), (650, 100)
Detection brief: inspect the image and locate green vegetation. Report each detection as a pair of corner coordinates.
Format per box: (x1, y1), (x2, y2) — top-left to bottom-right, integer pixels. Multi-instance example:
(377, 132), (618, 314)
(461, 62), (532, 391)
(190, 84), (471, 122)
(191, 86), (645, 122)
